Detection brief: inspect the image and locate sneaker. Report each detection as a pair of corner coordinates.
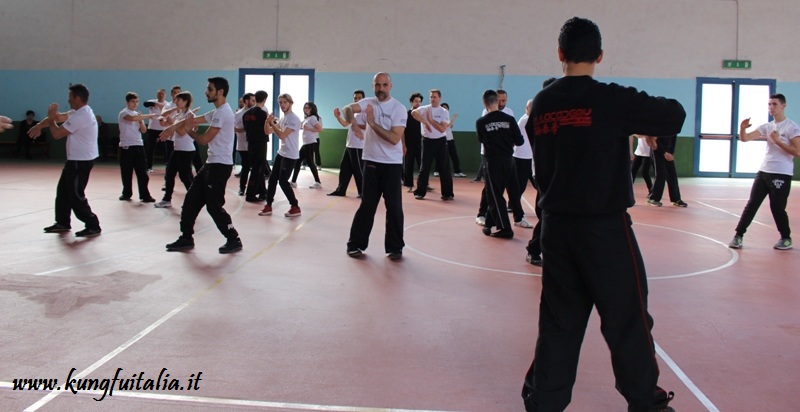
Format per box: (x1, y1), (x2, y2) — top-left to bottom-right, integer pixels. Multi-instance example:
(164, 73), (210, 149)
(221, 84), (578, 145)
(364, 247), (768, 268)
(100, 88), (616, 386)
(347, 248), (363, 257)
(387, 251), (403, 260)
(672, 200), (688, 207)
(526, 254), (543, 266)
(154, 200), (172, 208)
(141, 197), (156, 203)
(454, 172), (467, 177)
(406, 186), (415, 193)
(433, 171), (439, 177)
(774, 238), (793, 250)
(245, 196), (262, 203)
(147, 168), (154, 174)
(119, 195), (132, 201)
(476, 216), (486, 226)
(219, 238), (243, 254)
(166, 236), (194, 251)
(490, 229), (514, 239)
(234, 173), (241, 178)
(514, 219), (534, 228)
(647, 199), (663, 207)
(441, 196), (454, 201)
(284, 205), (301, 217)
(238, 190), (245, 196)
(728, 235), (743, 249)
(309, 182), (322, 189)
(327, 191), (345, 197)
(290, 182), (297, 188)
(75, 227), (102, 237)
(43, 223), (71, 233)
(258, 205), (273, 216)
(414, 194), (424, 200)
(470, 178), (482, 183)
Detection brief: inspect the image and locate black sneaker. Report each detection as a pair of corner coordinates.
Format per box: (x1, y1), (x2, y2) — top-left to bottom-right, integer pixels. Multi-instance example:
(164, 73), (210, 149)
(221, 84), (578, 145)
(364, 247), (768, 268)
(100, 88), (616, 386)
(75, 227), (101, 237)
(672, 200), (688, 207)
(387, 251), (403, 260)
(119, 195), (132, 201)
(490, 229), (514, 239)
(44, 223), (71, 233)
(141, 197), (156, 203)
(441, 196), (454, 201)
(526, 253), (543, 266)
(482, 226), (492, 236)
(166, 236), (194, 251)
(219, 238), (243, 254)
(347, 248), (364, 257)
(327, 191), (346, 197)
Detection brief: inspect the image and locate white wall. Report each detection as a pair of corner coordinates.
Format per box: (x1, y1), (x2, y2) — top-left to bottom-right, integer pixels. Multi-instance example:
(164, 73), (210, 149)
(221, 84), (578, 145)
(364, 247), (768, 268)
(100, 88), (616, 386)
(2, 0), (799, 81)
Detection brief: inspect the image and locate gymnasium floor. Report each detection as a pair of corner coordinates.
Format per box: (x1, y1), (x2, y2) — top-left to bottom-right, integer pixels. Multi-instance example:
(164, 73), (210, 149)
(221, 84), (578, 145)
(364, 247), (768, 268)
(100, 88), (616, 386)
(0, 160), (797, 412)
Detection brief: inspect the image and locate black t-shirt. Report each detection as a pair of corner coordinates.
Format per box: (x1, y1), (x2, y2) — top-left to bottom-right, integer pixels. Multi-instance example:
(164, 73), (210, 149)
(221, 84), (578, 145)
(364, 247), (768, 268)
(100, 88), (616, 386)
(528, 75), (686, 215)
(405, 109), (422, 147)
(242, 106), (269, 144)
(475, 110), (523, 158)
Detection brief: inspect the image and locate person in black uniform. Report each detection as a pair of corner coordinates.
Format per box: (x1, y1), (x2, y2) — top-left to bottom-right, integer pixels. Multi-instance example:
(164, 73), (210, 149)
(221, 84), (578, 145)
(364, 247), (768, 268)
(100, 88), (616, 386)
(648, 134), (687, 207)
(475, 89), (523, 238)
(242, 90), (270, 202)
(520, 17), (685, 412)
(403, 92), (424, 191)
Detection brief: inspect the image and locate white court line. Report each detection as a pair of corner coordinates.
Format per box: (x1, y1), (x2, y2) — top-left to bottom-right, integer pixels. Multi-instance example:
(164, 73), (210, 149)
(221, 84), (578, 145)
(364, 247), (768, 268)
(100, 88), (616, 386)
(655, 342), (720, 412)
(2, 382), (457, 412)
(21, 199), (341, 412)
(695, 200), (774, 230)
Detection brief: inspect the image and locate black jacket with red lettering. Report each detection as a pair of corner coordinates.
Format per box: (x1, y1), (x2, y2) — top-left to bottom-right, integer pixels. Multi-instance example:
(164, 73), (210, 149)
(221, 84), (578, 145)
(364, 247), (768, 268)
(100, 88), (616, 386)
(527, 75), (685, 215)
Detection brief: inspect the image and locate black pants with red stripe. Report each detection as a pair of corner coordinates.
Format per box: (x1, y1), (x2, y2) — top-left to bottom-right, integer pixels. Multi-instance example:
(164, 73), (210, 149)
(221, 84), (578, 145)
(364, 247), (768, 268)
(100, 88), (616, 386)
(522, 210), (670, 412)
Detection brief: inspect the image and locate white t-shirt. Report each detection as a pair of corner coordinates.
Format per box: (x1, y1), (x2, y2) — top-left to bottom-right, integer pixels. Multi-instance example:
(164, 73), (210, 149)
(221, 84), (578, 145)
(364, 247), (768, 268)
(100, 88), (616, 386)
(417, 104), (449, 139)
(172, 111), (195, 152)
(203, 103), (235, 165)
(481, 106), (514, 154)
(346, 113), (366, 149)
(146, 99), (166, 130)
(277, 111), (302, 160)
(358, 97), (407, 164)
(634, 136), (652, 157)
(514, 114), (533, 160)
(756, 117), (800, 175)
(117, 108), (144, 147)
(235, 107), (248, 151)
(301, 115), (322, 145)
(62, 106), (99, 161)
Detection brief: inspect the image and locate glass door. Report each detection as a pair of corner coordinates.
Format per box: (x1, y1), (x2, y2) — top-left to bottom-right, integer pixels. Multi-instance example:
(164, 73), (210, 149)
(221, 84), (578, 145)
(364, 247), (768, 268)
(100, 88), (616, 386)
(694, 78), (774, 178)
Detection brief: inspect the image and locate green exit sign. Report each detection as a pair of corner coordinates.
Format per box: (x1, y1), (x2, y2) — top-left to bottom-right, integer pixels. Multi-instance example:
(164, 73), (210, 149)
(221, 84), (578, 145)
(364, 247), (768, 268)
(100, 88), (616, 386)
(263, 51), (290, 60)
(723, 59), (752, 69)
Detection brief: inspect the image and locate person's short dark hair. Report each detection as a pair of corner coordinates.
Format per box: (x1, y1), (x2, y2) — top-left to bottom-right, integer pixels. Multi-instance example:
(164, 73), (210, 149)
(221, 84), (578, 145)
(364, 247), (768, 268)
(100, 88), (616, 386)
(69, 84), (90, 103)
(354, 90), (365, 99)
(208, 77), (229, 97)
(171, 85), (181, 93)
(483, 89), (498, 105)
(770, 93), (787, 105)
(496, 89), (508, 96)
(242, 92), (254, 102)
(125, 92), (138, 102)
(26, 110), (35, 117)
(176, 91), (193, 108)
(254, 90), (268, 103)
(429, 89), (441, 97)
(441, 103), (449, 110)
(410, 92), (424, 103)
(543, 77), (557, 88)
(559, 17), (602, 64)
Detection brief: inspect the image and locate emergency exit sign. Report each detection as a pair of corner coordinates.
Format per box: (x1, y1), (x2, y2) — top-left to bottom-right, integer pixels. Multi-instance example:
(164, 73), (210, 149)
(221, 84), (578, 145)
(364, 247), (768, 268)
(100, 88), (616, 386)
(263, 51), (290, 60)
(723, 60), (752, 69)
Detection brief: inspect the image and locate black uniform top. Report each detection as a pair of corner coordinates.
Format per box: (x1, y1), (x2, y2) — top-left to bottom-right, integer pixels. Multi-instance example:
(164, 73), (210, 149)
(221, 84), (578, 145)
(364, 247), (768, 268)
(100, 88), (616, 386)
(405, 109), (422, 148)
(654, 134), (677, 156)
(476, 110), (524, 158)
(242, 106), (269, 144)
(527, 76), (686, 215)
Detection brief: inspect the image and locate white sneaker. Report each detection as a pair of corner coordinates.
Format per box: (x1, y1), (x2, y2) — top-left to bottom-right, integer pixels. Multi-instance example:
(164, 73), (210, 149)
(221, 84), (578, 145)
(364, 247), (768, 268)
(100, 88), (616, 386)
(454, 172), (467, 177)
(290, 182), (297, 188)
(309, 182), (322, 189)
(434, 172), (440, 177)
(154, 200), (172, 208)
(514, 218), (533, 228)
(475, 216), (486, 226)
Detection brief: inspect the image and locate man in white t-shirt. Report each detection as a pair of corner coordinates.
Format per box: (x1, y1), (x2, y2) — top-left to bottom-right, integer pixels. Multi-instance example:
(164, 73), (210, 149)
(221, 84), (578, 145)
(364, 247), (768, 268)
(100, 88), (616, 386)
(28, 84), (102, 237)
(729, 93), (800, 250)
(143, 89), (168, 171)
(259, 93), (302, 218)
(411, 89), (454, 200)
(329, 90), (367, 197)
(164, 77), (242, 254)
(118, 92), (158, 203)
(341, 72), (408, 260)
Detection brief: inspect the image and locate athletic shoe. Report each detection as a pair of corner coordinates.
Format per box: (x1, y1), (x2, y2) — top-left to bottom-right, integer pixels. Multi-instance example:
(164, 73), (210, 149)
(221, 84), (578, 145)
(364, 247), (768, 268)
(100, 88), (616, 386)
(433, 171), (439, 177)
(75, 227), (101, 237)
(414, 194), (424, 200)
(154, 200), (172, 208)
(647, 199), (662, 207)
(245, 196), (262, 203)
(482, 226), (492, 236)
(166, 236), (194, 251)
(147, 168), (154, 174)
(406, 186), (415, 193)
(234, 173), (241, 178)
(387, 251), (403, 260)
(476, 216), (486, 226)
(141, 197), (157, 203)
(285, 205), (301, 217)
(774, 238), (793, 250)
(309, 182), (322, 189)
(347, 248), (363, 257)
(514, 219), (533, 228)
(672, 200), (688, 207)
(238, 190), (245, 196)
(290, 182), (297, 188)
(43, 223), (71, 233)
(258, 205), (273, 216)
(441, 196), (454, 201)
(219, 238), (243, 254)
(728, 235), (743, 249)
(470, 178), (482, 183)
(526, 253), (543, 266)
(490, 229), (514, 239)
(454, 172), (467, 177)
(119, 195), (132, 201)
(327, 191), (345, 197)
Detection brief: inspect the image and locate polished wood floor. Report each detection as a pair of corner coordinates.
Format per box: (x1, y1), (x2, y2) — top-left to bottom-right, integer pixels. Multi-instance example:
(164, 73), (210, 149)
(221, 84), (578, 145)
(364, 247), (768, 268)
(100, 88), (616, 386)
(0, 160), (798, 411)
